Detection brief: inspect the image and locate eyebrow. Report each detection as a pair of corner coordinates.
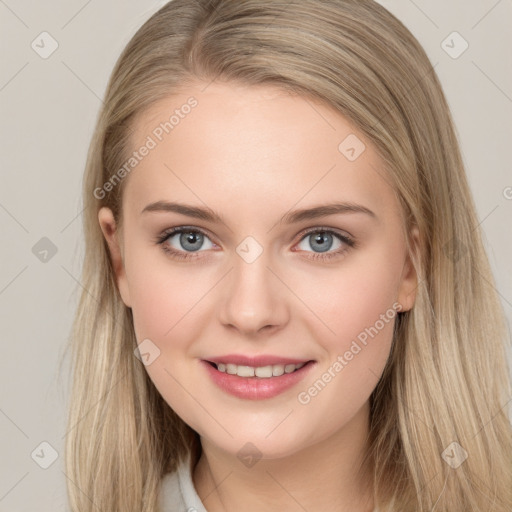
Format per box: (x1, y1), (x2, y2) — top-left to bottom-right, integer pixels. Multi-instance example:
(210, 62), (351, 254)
(141, 200), (376, 224)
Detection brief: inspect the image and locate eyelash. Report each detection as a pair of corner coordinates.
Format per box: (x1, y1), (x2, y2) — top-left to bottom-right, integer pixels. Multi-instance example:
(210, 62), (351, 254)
(155, 226), (356, 262)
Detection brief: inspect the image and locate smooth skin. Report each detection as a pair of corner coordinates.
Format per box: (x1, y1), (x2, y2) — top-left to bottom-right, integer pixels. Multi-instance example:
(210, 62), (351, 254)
(99, 80), (418, 512)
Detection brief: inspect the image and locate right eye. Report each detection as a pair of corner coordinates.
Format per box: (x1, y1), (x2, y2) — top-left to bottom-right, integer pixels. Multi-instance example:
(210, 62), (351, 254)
(156, 226), (216, 260)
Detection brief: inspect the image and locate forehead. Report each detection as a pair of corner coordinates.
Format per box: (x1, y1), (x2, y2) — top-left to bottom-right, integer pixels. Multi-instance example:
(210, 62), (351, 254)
(122, 81), (398, 224)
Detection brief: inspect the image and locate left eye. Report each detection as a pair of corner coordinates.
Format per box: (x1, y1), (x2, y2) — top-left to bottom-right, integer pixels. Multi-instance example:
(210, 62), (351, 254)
(296, 230), (346, 253)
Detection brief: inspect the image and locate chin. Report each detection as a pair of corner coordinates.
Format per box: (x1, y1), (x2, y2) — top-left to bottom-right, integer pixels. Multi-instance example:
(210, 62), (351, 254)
(198, 423), (317, 463)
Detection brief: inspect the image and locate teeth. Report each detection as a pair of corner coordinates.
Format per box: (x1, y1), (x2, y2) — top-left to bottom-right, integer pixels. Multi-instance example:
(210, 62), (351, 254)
(215, 362), (306, 378)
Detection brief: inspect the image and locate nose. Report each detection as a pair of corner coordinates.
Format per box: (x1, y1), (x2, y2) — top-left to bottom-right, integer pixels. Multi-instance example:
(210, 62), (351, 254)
(218, 251), (290, 336)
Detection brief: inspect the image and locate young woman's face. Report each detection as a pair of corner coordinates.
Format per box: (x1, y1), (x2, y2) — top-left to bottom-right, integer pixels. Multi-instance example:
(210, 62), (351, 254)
(99, 81), (417, 460)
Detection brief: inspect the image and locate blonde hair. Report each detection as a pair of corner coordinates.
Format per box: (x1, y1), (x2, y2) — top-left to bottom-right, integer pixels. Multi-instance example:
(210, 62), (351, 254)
(64, 1), (512, 510)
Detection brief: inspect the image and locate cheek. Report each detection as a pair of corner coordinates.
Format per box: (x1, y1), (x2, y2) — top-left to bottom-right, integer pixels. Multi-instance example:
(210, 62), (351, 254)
(124, 241), (208, 341)
(293, 301), (396, 436)
(297, 252), (402, 351)
(125, 249), (213, 431)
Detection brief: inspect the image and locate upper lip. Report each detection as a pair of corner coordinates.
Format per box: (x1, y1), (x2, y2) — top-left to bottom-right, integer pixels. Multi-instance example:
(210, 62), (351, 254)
(204, 354), (313, 367)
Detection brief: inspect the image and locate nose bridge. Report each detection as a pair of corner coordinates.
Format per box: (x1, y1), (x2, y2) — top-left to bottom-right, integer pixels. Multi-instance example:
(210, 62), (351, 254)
(219, 238), (288, 334)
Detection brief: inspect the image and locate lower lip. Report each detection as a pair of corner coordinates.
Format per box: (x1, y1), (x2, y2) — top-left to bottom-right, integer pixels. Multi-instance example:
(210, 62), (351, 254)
(201, 360), (316, 400)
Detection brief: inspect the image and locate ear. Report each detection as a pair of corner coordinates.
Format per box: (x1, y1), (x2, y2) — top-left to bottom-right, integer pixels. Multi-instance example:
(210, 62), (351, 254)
(98, 207), (132, 308)
(397, 225), (419, 312)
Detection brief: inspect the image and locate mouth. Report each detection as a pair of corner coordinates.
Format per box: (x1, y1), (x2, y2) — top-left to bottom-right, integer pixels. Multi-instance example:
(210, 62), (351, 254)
(201, 358), (316, 400)
(205, 360), (311, 378)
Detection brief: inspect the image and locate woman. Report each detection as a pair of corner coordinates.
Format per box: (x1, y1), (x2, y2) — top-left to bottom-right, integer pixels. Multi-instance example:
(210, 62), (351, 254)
(65, 1), (512, 510)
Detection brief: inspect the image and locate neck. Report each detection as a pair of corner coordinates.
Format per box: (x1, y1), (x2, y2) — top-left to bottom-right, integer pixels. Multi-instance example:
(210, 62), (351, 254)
(193, 401), (374, 512)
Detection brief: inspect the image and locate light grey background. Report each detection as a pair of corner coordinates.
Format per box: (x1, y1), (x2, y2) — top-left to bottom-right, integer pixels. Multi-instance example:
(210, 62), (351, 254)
(0, 1), (511, 510)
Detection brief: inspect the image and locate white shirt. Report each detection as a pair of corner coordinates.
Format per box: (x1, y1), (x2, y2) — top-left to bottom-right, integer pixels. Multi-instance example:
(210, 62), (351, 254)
(160, 453), (208, 512)
(160, 453), (385, 511)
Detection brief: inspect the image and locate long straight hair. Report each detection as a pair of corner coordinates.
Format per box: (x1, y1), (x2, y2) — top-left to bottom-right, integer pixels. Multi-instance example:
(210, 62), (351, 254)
(64, 1), (512, 510)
